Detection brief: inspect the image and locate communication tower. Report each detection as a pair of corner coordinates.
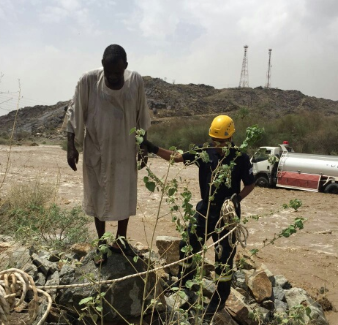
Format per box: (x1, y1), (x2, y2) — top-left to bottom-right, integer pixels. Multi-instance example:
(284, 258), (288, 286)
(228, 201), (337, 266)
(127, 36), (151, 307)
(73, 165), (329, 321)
(239, 45), (249, 88)
(265, 49), (272, 88)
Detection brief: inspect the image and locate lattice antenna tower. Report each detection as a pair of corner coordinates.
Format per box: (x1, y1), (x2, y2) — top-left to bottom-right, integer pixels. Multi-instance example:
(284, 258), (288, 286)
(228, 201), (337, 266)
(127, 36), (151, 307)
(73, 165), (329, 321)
(239, 45), (249, 88)
(265, 49), (272, 88)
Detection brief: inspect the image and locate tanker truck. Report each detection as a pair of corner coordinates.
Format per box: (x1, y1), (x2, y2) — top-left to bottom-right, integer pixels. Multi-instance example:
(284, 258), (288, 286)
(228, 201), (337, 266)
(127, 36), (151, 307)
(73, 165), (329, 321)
(251, 142), (338, 194)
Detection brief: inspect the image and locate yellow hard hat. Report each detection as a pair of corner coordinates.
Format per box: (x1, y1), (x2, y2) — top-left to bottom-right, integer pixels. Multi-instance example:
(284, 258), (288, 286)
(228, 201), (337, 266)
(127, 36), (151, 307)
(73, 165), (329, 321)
(209, 115), (235, 139)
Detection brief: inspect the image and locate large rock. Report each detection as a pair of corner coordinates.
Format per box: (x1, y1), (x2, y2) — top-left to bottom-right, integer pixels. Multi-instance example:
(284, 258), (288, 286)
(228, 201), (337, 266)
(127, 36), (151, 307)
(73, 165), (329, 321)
(156, 236), (181, 275)
(273, 286), (286, 302)
(57, 250), (164, 322)
(164, 290), (190, 312)
(274, 274), (292, 289)
(202, 278), (216, 298)
(213, 309), (240, 325)
(285, 288), (328, 325)
(235, 250), (257, 270)
(8, 246), (31, 269)
(31, 253), (58, 276)
(226, 288), (258, 325)
(257, 264), (275, 287)
(246, 270), (273, 303)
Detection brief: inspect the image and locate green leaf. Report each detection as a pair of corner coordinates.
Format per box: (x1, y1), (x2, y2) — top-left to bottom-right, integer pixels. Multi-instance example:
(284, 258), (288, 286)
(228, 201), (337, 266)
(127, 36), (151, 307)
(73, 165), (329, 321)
(79, 297), (93, 305)
(168, 188), (176, 196)
(185, 280), (194, 289)
(305, 307), (312, 318)
(146, 181), (156, 192)
(95, 306), (103, 312)
(133, 255), (139, 263)
(250, 248), (259, 256)
(178, 291), (187, 299)
(129, 127), (136, 135)
(135, 136), (143, 144)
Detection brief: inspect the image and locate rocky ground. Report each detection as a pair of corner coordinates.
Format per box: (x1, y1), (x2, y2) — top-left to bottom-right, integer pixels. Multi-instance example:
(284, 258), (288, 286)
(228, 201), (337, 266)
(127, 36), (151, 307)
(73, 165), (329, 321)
(0, 144), (337, 324)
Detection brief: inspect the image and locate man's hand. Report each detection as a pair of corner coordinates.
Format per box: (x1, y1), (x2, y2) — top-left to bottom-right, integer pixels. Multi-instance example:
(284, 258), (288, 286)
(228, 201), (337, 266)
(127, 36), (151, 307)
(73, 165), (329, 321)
(138, 143), (148, 169)
(67, 146), (79, 171)
(230, 193), (242, 210)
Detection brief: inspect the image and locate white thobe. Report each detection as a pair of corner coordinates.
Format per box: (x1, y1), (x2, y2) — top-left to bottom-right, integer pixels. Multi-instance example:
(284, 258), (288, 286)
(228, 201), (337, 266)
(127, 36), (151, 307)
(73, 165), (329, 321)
(66, 69), (151, 221)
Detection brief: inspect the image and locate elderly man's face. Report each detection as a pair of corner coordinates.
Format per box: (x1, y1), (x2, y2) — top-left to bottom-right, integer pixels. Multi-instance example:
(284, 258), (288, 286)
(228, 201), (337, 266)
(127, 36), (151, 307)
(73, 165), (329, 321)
(102, 58), (128, 89)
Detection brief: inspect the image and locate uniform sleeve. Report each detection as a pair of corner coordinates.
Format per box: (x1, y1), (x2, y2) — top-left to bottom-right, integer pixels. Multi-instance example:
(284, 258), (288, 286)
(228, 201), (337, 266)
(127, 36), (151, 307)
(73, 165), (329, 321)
(182, 152), (197, 165)
(66, 73), (89, 146)
(136, 74), (151, 131)
(182, 146), (204, 166)
(241, 154), (255, 185)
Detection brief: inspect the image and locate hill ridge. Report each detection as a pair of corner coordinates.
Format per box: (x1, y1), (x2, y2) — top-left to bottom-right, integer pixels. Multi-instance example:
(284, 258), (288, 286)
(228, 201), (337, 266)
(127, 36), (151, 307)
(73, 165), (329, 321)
(0, 77), (337, 137)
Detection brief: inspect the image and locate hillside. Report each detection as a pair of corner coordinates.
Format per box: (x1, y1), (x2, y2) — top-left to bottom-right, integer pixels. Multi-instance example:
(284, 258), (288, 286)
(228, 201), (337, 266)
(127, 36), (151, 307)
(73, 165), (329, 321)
(0, 77), (338, 138)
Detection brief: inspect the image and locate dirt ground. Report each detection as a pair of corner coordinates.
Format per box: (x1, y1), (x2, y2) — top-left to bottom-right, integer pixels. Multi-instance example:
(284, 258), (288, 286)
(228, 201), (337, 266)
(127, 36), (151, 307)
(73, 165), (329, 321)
(1, 145), (337, 324)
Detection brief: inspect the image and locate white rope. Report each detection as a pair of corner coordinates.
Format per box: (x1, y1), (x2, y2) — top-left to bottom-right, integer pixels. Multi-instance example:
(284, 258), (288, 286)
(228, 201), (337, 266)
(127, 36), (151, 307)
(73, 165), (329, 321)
(215, 196), (249, 259)
(0, 268), (52, 325)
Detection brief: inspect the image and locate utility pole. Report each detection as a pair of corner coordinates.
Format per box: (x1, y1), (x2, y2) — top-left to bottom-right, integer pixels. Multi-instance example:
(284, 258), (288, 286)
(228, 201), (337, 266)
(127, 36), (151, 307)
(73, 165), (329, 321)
(265, 49), (272, 88)
(239, 45), (249, 88)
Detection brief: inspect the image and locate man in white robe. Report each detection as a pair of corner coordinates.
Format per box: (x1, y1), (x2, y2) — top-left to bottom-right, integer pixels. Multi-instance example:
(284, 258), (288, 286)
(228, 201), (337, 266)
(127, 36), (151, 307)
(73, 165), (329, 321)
(66, 44), (151, 259)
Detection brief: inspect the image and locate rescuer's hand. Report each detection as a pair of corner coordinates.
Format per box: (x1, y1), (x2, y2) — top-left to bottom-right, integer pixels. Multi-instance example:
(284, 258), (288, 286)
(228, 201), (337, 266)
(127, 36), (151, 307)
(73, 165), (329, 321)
(67, 147), (79, 171)
(142, 139), (159, 154)
(230, 193), (242, 210)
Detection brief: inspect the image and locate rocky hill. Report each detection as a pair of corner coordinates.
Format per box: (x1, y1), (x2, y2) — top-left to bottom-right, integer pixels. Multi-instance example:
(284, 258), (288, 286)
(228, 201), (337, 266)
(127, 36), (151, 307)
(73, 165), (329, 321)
(0, 77), (338, 137)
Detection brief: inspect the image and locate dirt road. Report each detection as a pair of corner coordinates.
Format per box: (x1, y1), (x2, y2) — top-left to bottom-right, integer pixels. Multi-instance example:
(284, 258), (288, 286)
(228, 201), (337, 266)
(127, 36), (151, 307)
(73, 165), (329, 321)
(1, 145), (337, 323)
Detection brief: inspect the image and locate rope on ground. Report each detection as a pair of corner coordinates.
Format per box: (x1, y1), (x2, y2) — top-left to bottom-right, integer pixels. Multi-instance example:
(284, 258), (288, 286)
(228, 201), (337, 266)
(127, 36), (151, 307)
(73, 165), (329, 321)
(0, 268), (52, 325)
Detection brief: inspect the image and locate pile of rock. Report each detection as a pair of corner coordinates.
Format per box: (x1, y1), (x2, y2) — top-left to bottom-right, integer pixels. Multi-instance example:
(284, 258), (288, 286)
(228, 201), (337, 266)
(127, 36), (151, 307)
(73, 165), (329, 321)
(155, 236), (330, 325)
(0, 235), (330, 325)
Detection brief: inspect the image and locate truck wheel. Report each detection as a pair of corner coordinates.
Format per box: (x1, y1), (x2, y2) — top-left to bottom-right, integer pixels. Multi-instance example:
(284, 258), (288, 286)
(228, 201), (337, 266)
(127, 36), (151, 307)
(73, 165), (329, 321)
(324, 183), (338, 194)
(256, 176), (269, 187)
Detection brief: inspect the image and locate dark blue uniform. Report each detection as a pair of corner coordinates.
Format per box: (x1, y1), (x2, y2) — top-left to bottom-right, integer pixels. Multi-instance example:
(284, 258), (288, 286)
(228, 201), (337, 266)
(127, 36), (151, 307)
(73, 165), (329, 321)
(178, 144), (255, 306)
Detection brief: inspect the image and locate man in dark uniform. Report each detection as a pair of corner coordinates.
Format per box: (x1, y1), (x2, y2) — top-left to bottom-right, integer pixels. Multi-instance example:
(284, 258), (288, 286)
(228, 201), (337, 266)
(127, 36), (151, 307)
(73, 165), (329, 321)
(143, 115), (255, 316)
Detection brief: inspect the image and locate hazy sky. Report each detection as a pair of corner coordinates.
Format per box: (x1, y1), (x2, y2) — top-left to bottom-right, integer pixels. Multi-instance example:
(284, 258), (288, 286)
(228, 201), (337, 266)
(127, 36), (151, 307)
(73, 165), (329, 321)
(1, 0), (338, 116)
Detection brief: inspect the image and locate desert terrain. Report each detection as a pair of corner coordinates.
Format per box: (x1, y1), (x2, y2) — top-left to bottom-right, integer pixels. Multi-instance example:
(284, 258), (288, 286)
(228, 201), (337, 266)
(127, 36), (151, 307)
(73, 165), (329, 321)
(0, 145), (337, 324)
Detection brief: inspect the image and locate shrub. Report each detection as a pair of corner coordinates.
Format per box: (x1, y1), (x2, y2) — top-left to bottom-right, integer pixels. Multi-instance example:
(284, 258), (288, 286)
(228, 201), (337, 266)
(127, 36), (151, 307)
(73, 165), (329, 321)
(1, 181), (90, 249)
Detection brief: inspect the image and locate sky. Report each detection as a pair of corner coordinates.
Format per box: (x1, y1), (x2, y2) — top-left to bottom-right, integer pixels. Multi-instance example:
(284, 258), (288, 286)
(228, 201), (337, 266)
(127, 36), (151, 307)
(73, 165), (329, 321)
(1, 0), (338, 116)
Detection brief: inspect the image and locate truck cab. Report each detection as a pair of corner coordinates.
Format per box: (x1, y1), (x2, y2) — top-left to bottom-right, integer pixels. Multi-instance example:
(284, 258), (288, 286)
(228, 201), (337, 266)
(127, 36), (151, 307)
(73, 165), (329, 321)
(251, 143), (294, 187)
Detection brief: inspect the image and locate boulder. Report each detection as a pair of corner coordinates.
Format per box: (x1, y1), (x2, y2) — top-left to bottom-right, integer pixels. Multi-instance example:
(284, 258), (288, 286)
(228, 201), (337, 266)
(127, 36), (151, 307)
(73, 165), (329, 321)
(70, 243), (92, 260)
(156, 236), (181, 275)
(285, 288), (328, 325)
(274, 299), (288, 314)
(59, 263), (76, 285)
(226, 288), (258, 325)
(236, 250), (257, 270)
(257, 264), (275, 287)
(202, 278), (216, 298)
(8, 247), (31, 269)
(164, 290), (190, 312)
(45, 270), (60, 300)
(273, 285), (286, 302)
(246, 270), (273, 303)
(213, 308), (240, 325)
(31, 253), (58, 276)
(274, 274), (292, 289)
(57, 250), (163, 322)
